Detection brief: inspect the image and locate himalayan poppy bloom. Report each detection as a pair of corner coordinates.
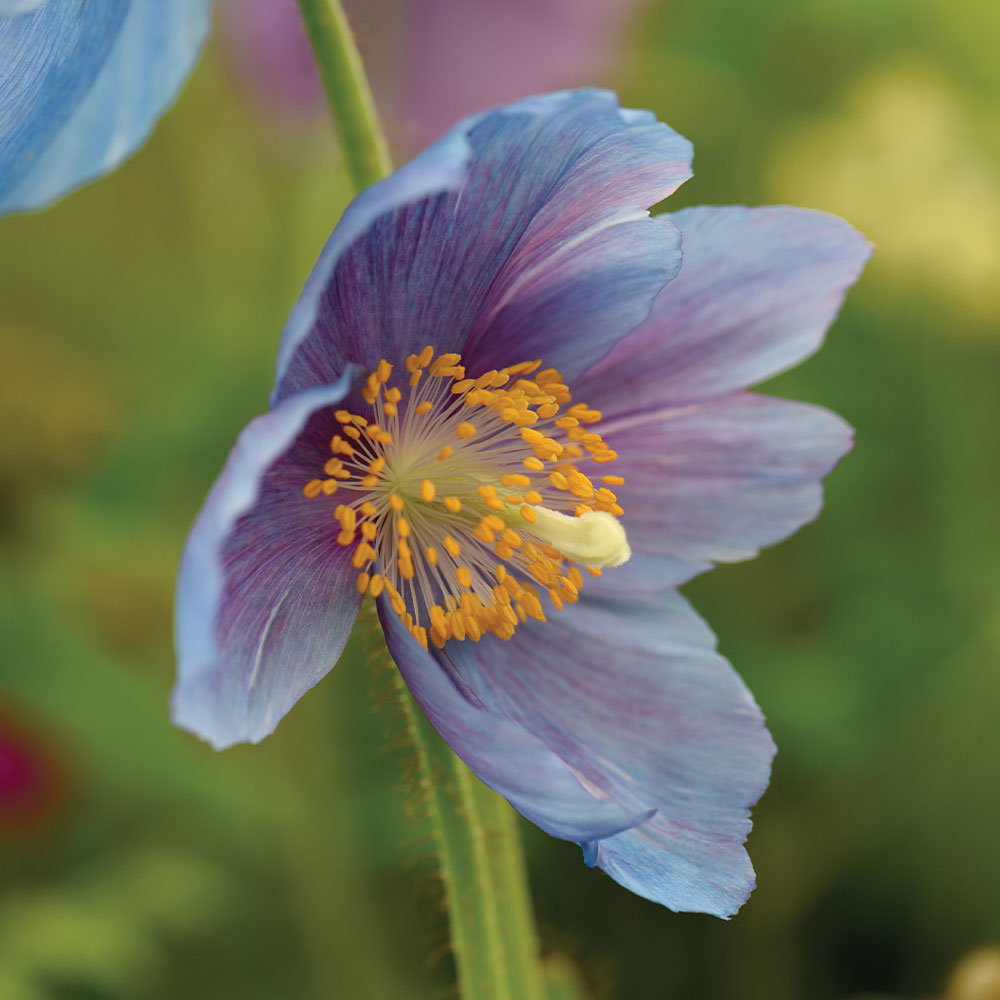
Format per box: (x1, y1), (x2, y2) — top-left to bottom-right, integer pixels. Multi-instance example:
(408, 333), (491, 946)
(172, 89), (870, 915)
(0, 0), (211, 215)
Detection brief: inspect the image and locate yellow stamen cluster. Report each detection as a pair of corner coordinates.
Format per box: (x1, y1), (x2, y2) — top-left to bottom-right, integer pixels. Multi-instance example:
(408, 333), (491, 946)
(302, 346), (625, 651)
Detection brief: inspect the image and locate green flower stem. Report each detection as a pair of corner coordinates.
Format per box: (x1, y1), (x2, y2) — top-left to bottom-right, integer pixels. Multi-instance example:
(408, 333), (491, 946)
(293, 10), (549, 995)
(397, 667), (548, 1000)
(473, 778), (547, 1000)
(296, 0), (391, 190)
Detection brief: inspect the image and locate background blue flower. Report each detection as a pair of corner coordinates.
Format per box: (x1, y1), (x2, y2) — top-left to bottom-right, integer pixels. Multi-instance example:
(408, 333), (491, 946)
(0, 0), (211, 215)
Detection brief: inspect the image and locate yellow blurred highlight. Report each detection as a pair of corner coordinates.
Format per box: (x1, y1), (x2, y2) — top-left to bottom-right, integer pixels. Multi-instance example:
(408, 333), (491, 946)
(945, 947), (1000, 1000)
(768, 61), (1000, 323)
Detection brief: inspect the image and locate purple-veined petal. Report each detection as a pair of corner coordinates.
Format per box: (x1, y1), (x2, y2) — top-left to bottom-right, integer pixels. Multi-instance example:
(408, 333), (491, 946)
(271, 121), (473, 404)
(173, 374), (363, 749)
(462, 214), (681, 382)
(439, 588), (775, 915)
(574, 205), (872, 412)
(378, 603), (653, 843)
(1, 0), (211, 215)
(601, 392), (853, 591)
(273, 89), (692, 403)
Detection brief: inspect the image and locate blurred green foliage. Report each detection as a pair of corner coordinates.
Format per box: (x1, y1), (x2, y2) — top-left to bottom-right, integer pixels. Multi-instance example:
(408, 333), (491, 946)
(1, 1), (998, 998)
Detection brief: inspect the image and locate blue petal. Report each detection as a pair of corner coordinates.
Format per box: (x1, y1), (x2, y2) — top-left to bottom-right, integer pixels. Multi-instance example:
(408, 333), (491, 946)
(0, 3), (48, 14)
(0, 0), (211, 215)
(575, 205), (872, 412)
(401, 589), (774, 915)
(173, 375), (363, 750)
(464, 215), (681, 385)
(586, 814), (758, 917)
(271, 120), (474, 405)
(379, 602), (653, 843)
(601, 393), (853, 591)
(272, 88), (691, 403)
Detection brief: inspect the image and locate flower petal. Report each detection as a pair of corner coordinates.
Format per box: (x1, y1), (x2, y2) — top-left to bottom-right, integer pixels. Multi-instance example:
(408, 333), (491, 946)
(173, 375), (363, 750)
(575, 205), (872, 411)
(463, 214), (681, 384)
(378, 603), (652, 843)
(271, 118), (473, 404)
(272, 89), (691, 403)
(585, 811), (757, 917)
(601, 392), (853, 590)
(0, 2), (49, 18)
(439, 588), (775, 915)
(0, 0), (211, 215)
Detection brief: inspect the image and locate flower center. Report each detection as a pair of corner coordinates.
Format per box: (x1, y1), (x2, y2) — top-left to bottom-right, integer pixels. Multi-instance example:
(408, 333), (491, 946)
(302, 346), (629, 650)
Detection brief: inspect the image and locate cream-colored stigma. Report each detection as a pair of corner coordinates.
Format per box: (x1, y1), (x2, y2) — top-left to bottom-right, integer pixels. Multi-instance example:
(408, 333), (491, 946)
(523, 506), (631, 569)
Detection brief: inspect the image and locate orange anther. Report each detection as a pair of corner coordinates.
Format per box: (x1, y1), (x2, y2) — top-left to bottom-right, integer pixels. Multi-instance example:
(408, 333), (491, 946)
(353, 542), (376, 569)
(500, 473), (530, 487)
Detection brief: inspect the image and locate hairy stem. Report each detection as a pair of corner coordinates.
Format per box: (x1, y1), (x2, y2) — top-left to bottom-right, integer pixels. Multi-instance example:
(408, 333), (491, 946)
(370, 622), (546, 1000)
(293, 4), (549, 994)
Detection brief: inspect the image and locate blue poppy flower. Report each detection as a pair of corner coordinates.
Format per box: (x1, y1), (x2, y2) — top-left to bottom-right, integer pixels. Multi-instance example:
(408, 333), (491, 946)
(0, 0), (211, 215)
(171, 89), (871, 915)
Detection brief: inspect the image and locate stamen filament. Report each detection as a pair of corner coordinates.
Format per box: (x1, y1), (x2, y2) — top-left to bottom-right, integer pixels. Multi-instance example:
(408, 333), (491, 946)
(303, 346), (628, 647)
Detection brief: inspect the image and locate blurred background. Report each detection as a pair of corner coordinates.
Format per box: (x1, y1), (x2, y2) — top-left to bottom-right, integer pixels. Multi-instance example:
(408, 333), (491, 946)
(1, 0), (998, 997)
